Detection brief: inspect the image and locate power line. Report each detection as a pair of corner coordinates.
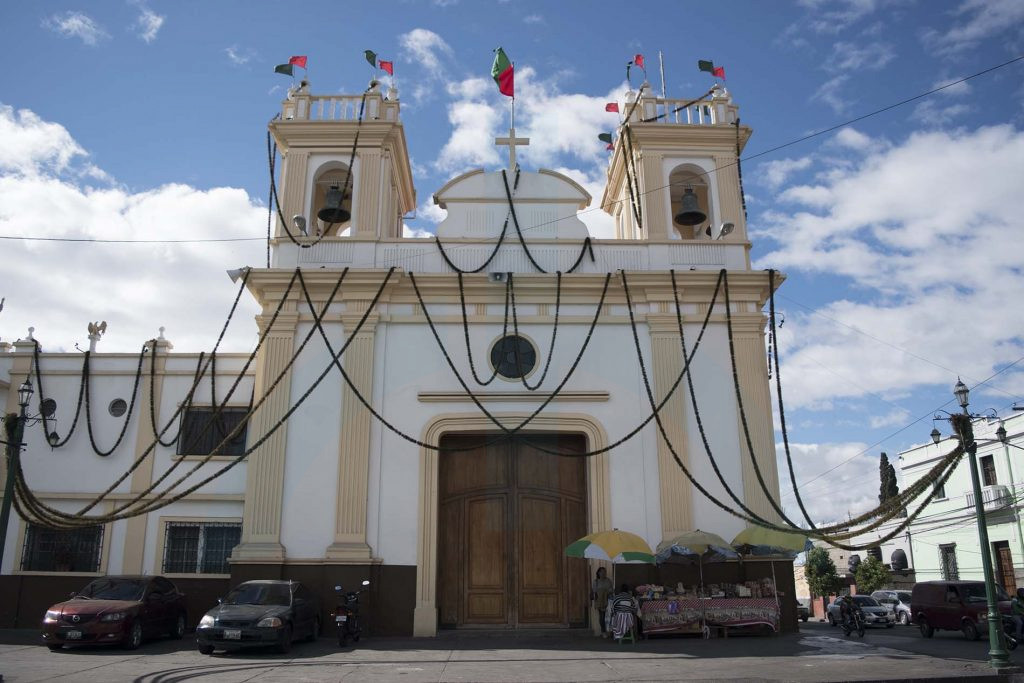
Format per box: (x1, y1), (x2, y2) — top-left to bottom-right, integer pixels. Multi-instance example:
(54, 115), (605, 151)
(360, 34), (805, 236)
(2, 55), (1021, 251)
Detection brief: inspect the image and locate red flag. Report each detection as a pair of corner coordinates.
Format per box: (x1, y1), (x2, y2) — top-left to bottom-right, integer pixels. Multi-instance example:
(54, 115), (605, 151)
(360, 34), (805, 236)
(379, 60), (394, 75)
(605, 102), (619, 113)
(606, 143), (614, 151)
(712, 66), (725, 79)
(289, 55), (307, 69)
(633, 54), (644, 69)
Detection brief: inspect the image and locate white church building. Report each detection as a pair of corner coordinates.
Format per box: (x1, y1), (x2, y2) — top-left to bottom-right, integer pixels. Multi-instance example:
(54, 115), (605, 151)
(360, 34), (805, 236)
(0, 79), (791, 635)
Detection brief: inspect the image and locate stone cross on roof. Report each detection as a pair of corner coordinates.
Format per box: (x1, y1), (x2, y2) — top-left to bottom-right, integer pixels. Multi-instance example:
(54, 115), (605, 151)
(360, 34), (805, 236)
(494, 128), (529, 172)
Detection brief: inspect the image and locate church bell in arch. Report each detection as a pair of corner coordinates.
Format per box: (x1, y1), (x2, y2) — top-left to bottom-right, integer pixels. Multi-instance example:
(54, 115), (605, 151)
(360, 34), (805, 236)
(673, 188), (707, 226)
(317, 185), (351, 224)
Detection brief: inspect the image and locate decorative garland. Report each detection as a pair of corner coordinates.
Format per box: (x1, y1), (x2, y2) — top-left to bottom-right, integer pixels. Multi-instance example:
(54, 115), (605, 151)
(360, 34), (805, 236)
(83, 345), (147, 457)
(458, 271), (512, 386)
(434, 168), (519, 274)
(621, 125), (643, 231)
(508, 271), (561, 390)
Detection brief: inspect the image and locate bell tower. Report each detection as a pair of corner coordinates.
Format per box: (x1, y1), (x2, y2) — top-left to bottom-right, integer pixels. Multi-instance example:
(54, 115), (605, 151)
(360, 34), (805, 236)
(600, 83), (751, 247)
(268, 79), (416, 248)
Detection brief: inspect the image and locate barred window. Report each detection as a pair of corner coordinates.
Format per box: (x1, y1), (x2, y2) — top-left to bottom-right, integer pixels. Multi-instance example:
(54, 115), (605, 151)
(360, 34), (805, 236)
(177, 407), (248, 456)
(22, 524), (103, 572)
(162, 522), (241, 574)
(940, 543), (959, 581)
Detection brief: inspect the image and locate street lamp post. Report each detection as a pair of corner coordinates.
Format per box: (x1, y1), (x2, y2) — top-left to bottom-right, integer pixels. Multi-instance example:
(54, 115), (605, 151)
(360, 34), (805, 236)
(950, 379), (1011, 670)
(0, 378), (33, 572)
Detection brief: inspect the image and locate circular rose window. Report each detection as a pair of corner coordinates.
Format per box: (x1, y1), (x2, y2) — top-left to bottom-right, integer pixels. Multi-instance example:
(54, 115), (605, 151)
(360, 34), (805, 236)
(490, 335), (537, 379)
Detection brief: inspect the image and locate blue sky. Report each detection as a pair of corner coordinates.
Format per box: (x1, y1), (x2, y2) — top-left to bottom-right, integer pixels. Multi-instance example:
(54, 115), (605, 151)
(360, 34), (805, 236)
(1, 0), (1023, 524)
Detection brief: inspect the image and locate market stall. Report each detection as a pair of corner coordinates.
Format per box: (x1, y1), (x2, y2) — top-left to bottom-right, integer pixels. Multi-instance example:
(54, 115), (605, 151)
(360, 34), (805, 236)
(639, 597), (781, 634)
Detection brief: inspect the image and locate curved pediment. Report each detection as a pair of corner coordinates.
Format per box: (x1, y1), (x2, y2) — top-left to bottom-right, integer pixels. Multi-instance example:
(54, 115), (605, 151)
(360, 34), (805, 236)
(433, 168), (591, 240)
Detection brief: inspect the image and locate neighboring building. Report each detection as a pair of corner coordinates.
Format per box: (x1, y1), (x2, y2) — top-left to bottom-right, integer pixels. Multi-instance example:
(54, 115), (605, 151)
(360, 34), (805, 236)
(1, 79), (789, 635)
(899, 412), (1024, 595)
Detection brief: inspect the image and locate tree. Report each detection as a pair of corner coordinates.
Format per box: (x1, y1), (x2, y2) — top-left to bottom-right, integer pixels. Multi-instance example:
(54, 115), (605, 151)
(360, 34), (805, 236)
(805, 547), (840, 598)
(878, 452), (899, 504)
(854, 554), (890, 594)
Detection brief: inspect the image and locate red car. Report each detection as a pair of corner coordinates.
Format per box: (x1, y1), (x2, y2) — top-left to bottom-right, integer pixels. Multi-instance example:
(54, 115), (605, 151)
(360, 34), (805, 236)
(42, 575), (188, 650)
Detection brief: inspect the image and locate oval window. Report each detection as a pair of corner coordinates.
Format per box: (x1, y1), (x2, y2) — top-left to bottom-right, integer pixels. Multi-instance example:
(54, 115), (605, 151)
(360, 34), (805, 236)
(490, 335), (537, 379)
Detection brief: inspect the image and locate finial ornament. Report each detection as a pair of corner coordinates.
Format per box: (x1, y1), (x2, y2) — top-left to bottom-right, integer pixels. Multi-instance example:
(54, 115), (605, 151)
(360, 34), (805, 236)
(27, 327), (35, 340)
(87, 320), (107, 352)
(158, 326), (166, 340)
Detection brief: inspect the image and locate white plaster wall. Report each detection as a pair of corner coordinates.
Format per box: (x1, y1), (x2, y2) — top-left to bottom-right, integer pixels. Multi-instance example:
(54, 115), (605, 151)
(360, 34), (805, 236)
(279, 321), (344, 559)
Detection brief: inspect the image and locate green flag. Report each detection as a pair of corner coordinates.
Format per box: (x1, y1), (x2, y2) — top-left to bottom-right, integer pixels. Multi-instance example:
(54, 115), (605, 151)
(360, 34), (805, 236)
(698, 59), (715, 73)
(598, 132), (613, 144)
(491, 47), (514, 97)
(364, 50), (378, 68)
(274, 63), (294, 76)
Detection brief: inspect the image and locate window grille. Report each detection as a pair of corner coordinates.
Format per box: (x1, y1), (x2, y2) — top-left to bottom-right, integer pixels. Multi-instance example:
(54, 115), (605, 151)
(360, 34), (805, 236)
(176, 407), (248, 456)
(940, 544), (959, 580)
(21, 524), (103, 572)
(162, 522), (241, 574)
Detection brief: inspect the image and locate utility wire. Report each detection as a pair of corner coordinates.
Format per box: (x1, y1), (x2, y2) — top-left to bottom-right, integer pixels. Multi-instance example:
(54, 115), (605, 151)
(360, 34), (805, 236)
(2, 54), (1020, 250)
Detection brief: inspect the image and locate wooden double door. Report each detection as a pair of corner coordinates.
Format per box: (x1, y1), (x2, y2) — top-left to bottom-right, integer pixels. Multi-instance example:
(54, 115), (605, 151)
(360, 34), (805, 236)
(437, 433), (588, 629)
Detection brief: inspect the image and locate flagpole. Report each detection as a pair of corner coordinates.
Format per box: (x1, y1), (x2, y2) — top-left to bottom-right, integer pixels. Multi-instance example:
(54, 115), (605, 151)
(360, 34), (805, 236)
(658, 50), (667, 99)
(510, 62), (515, 132)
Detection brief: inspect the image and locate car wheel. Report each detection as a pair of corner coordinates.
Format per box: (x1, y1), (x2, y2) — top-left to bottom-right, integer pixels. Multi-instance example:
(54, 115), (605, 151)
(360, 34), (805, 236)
(276, 625), (292, 654)
(898, 612), (909, 625)
(919, 618), (934, 638)
(963, 620), (980, 641)
(171, 614), (186, 640)
(124, 622), (143, 650)
(198, 644), (214, 655)
(47, 644), (62, 651)
(827, 612), (836, 626)
(306, 616), (320, 643)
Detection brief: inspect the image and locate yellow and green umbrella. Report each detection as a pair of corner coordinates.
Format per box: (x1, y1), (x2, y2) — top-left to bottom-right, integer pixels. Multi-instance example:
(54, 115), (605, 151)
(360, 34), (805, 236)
(565, 529), (655, 564)
(731, 525), (809, 555)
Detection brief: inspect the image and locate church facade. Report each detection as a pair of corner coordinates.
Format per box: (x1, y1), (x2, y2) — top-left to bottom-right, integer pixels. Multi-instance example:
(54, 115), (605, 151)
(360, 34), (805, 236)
(0, 80), (790, 635)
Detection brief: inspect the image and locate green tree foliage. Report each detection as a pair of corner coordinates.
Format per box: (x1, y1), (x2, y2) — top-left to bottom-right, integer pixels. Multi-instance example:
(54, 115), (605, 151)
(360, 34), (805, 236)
(805, 547), (840, 598)
(878, 452), (899, 503)
(855, 555), (890, 594)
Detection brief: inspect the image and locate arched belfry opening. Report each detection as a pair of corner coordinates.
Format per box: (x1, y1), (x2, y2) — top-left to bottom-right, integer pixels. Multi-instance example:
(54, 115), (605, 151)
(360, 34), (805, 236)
(668, 164), (712, 240)
(312, 163), (354, 236)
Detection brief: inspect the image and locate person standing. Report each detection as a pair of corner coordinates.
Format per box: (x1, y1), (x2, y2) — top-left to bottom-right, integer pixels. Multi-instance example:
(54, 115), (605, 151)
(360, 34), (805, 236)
(1012, 588), (1024, 643)
(591, 567), (613, 637)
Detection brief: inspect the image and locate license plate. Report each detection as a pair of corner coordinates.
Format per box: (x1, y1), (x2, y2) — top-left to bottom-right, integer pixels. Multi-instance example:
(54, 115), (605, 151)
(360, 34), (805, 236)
(335, 615), (347, 622)
(224, 629), (241, 640)
(65, 630), (82, 640)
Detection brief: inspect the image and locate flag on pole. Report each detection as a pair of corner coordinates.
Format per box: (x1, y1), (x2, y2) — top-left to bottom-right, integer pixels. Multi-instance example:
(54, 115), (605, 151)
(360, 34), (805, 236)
(364, 50), (378, 68)
(698, 59), (715, 73)
(380, 60), (394, 75)
(289, 55), (307, 69)
(605, 102), (619, 113)
(491, 47), (514, 97)
(598, 132), (613, 144)
(274, 63), (295, 76)
(633, 54), (645, 70)
(605, 143), (614, 150)
(712, 65), (726, 79)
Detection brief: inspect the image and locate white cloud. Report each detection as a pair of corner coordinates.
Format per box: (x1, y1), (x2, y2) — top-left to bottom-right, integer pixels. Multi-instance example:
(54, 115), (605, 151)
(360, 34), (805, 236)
(911, 100), (972, 127)
(776, 441), (879, 524)
(432, 0), (458, 6)
(399, 28), (453, 77)
(42, 11), (109, 46)
(402, 223), (433, 238)
(225, 46), (255, 66)
(757, 157), (813, 190)
(417, 199), (447, 224)
(755, 125), (1024, 410)
(811, 74), (851, 114)
(549, 166), (613, 239)
(832, 127), (873, 151)
(792, 0), (881, 34)
(132, 5), (165, 43)
(524, 14), (544, 24)
(923, 0), (1024, 54)
(869, 408), (912, 429)
(825, 41), (895, 73)
(0, 105), (263, 352)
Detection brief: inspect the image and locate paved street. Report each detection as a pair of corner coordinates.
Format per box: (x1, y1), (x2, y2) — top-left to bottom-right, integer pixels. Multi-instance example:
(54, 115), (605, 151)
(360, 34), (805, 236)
(2, 622), (1023, 682)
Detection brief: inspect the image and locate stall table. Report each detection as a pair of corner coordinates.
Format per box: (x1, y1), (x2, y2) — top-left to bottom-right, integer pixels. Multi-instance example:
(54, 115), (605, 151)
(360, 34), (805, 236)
(639, 598), (780, 636)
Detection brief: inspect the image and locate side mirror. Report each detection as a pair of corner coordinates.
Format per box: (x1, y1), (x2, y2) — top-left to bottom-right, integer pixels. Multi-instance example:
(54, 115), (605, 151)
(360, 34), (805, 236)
(361, 580), (370, 587)
(334, 585), (342, 592)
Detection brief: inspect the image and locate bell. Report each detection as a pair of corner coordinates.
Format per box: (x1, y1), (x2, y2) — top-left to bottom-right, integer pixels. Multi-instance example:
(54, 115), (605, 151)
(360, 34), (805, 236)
(674, 188), (707, 226)
(317, 185), (350, 224)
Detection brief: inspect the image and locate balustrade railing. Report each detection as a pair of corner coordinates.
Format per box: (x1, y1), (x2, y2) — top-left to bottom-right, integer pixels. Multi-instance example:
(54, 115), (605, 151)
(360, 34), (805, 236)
(281, 93), (399, 122)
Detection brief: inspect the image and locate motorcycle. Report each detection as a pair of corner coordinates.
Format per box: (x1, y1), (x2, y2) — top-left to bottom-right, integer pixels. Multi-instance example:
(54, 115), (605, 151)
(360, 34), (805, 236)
(333, 579), (370, 646)
(842, 607), (865, 638)
(1002, 615), (1019, 651)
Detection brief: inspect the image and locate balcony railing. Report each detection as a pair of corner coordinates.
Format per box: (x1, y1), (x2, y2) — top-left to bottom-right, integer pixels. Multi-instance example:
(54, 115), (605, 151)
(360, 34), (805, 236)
(965, 484), (1012, 511)
(281, 92), (400, 123)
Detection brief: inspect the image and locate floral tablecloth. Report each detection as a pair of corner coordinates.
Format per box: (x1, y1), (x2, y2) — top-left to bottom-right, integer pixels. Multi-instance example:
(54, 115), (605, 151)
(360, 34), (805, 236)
(638, 598), (780, 634)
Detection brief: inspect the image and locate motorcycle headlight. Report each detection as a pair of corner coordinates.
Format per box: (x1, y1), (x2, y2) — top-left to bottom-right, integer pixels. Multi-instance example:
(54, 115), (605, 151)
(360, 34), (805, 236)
(100, 612), (126, 622)
(198, 615), (216, 628)
(256, 616), (283, 628)
(44, 610), (60, 623)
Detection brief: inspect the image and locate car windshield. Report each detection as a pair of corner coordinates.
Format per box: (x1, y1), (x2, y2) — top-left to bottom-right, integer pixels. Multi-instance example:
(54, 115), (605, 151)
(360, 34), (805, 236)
(853, 596), (879, 606)
(77, 578), (146, 601)
(224, 583), (291, 606)
(898, 592), (911, 603)
(962, 584), (1010, 602)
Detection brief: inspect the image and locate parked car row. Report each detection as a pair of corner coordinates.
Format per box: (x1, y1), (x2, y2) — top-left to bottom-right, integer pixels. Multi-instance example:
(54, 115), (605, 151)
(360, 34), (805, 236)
(820, 580), (1014, 642)
(42, 575), (369, 654)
